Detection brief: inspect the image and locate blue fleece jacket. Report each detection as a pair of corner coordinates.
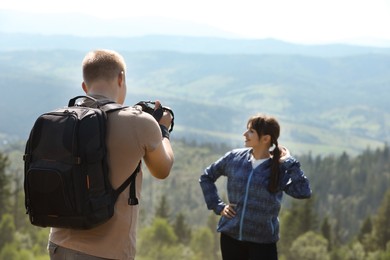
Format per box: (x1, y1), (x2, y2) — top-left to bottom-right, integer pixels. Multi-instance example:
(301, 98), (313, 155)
(199, 148), (312, 244)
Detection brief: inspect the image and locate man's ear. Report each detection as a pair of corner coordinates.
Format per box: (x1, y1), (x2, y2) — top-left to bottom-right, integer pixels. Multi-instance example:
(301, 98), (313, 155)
(117, 71), (124, 87)
(82, 82), (88, 94)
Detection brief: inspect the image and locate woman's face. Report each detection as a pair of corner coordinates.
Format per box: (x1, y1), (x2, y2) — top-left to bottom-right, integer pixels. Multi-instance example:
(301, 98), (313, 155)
(243, 125), (260, 148)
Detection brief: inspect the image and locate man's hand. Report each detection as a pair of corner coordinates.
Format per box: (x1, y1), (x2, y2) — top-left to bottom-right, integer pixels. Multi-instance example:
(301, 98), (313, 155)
(154, 100), (173, 130)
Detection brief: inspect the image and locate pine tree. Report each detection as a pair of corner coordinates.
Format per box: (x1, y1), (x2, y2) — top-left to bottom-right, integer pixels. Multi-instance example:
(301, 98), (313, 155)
(173, 212), (191, 245)
(358, 216), (376, 253)
(0, 214), (15, 248)
(358, 217), (373, 243)
(373, 189), (390, 250)
(137, 217), (181, 259)
(321, 216), (332, 251)
(207, 213), (220, 260)
(0, 152), (10, 217)
(300, 196), (318, 233)
(190, 227), (214, 260)
(155, 195), (170, 220)
(279, 196), (318, 257)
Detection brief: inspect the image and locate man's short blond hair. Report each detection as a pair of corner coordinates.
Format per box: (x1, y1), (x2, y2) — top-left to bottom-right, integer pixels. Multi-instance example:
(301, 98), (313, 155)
(82, 49), (126, 86)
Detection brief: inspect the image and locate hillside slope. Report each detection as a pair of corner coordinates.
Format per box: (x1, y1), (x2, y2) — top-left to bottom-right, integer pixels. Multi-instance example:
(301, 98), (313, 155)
(1, 49), (389, 155)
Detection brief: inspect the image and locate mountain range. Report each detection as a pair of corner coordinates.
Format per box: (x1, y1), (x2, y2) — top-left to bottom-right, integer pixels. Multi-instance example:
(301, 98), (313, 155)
(2, 32), (390, 57)
(0, 33), (389, 156)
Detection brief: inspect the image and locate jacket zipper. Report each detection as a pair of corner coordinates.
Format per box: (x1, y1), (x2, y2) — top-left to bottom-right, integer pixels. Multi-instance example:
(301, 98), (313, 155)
(239, 169), (254, 240)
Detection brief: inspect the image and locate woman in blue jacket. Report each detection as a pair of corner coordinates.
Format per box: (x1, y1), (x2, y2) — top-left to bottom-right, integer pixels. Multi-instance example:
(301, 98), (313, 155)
(199, 114), (312, 260)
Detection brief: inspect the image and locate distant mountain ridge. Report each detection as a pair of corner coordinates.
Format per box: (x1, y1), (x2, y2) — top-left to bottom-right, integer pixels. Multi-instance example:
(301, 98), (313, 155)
(1, 32), (390, 57)
(0, 35), (389, 156)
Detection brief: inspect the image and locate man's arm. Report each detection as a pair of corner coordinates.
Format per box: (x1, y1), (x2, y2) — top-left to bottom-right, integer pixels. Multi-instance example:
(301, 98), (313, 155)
(144, 138), (173, 179)
(144, 107), (174, 179)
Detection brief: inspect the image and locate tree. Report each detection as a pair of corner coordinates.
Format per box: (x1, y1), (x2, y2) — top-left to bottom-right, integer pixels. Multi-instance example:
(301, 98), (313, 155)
(357, 216), (376, 252)
(0, 152), (10, 217)
(155, 195), (170, 220)
(173, 212), (191, 245)
(321, 216), (332, 251)
(343, 242), (366, 260)
(289, 231), (330, 260)
(0, 243), (19, 260)
(279, 197), (318, 255)
(139, 218), (177, 259)
(299, 196), (318, 233)
(6, 150), (25, 229)
(373, 189), (390, 250)
(358, 217), (373, 243)
(207, 213), (220, 260)
(190, 227), (214, 260)
(0, 214), (15, 248)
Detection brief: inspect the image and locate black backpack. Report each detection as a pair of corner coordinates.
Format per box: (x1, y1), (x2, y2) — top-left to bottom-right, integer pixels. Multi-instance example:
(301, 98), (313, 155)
(23, 95), (140, 229)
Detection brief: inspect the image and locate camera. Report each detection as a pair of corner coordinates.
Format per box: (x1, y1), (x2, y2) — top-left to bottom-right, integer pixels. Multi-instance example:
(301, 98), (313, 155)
(135, 101), (174, 133)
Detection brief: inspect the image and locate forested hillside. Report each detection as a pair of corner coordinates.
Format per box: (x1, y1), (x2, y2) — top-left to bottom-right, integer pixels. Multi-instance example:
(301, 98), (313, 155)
(1, 36), (389, 258)
(0, 140), (389, 259)
(1, 49), (389, 155)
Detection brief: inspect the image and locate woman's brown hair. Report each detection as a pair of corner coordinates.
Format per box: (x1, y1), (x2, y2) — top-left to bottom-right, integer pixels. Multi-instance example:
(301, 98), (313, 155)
(247, 114), (281, 193)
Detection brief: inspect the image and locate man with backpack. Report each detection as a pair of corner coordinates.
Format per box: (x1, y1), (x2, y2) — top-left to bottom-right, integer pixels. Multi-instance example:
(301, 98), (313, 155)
(47, 49), (174, 259)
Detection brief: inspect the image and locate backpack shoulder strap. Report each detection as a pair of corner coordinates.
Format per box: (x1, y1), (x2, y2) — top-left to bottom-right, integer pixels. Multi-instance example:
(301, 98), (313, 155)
(69, 95), (135, 203)
(113, 161), (141, 206)
(68, 95), (128, 113)
(101, 103), (128, 113)
(68, 95), (97, 107)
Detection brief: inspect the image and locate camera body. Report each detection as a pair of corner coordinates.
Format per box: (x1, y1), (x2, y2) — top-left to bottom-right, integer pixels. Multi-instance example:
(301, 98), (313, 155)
(135, 101), (174, 132)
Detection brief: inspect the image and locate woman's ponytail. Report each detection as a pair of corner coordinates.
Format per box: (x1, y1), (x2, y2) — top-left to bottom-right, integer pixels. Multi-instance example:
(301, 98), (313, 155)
(269, 139), (281, 193)
(247, 114), (281, 193)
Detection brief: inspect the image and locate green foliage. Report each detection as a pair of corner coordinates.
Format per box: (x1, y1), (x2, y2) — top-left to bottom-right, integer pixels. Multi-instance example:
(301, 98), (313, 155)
(29, 228), (50, 256)
(137, 217), (192, 260)
(206, 213), (221, 259)
(341, 242), (366, 260)
(321, 216), (332, 250)
(190, 227), (215, 260)
(0, 152), (10, 217)
(155, 195), (171, 219)
(373, 189), (390, 250)
(358, 217), (372, 242)
(297, 144), (390, 242)
(139, 139), (227, 228)
(289, 231), (330, 260)
(137, 244), (191, 260)
(1, 141), (390, 259)
(173, 212), (192, 245)
(279, 198), (318, 255)
(378, 243), (390, 260)
(0, 214), (15, 247)
(1, 50), (390, 156)
(138, 218), (178, 251)
(0, 243), (20, 260)
(358, 217), (374, 252)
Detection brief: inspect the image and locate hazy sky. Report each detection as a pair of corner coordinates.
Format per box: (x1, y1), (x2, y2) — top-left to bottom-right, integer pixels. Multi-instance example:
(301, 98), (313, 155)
(1, 0), (390, 45)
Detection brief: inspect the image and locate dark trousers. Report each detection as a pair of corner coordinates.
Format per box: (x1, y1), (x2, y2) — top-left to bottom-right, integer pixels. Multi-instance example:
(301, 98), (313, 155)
(220, 233), (278, 260)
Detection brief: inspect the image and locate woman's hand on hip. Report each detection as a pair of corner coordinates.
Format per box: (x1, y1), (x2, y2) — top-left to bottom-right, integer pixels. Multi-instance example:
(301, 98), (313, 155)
(221, 204), (236, 218)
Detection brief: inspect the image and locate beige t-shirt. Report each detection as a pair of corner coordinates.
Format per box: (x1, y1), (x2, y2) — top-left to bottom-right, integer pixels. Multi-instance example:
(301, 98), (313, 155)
(49, 103), (162, 260)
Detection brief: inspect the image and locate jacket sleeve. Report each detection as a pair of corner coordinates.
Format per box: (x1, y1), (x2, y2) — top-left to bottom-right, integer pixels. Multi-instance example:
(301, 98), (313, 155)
(280, 157), (312, 199)
(199, 152), (230, 215)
